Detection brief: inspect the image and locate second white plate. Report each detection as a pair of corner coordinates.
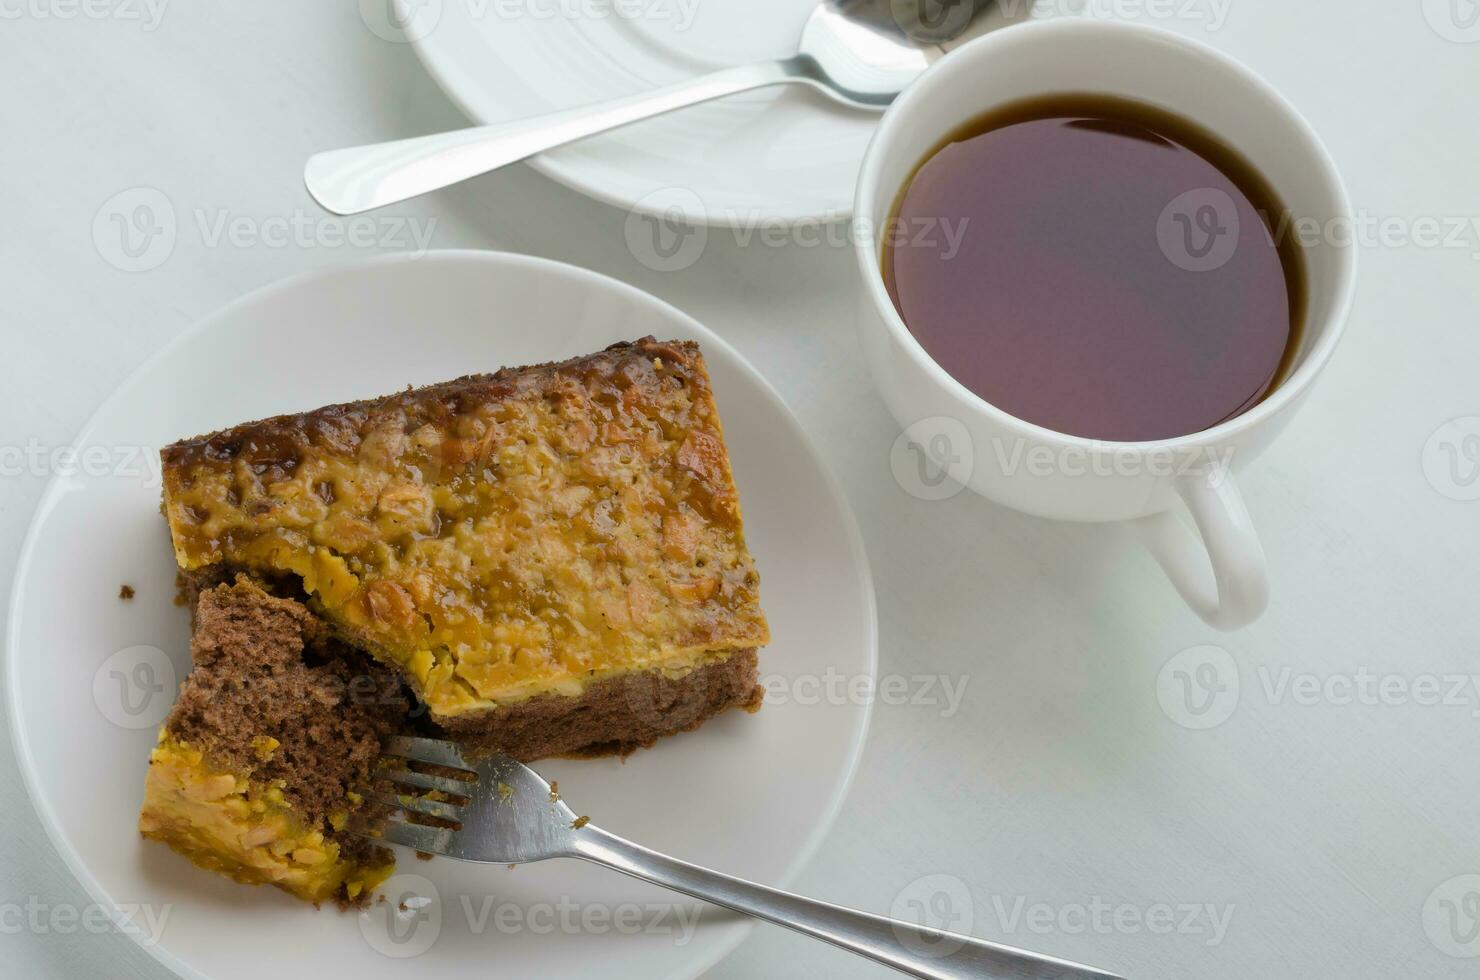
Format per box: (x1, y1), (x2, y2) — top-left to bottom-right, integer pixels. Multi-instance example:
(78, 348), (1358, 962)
(405, 0), (881, 224)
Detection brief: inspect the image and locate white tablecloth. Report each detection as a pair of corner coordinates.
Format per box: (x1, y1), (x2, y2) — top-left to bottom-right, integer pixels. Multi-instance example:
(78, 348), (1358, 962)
(3, 3), (1478, 977)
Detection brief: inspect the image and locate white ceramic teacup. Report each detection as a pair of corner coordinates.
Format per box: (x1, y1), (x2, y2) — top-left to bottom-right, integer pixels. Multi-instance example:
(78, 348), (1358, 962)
(853, 19), (1356, 630)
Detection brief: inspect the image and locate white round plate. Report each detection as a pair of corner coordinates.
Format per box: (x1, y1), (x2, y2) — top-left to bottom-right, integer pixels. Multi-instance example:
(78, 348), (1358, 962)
(403, 0), (880, 224)
(8, 252), (876, 980)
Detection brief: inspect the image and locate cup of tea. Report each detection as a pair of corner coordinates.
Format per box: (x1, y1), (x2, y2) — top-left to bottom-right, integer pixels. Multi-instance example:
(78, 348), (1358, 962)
(853, 18), (1356, 629)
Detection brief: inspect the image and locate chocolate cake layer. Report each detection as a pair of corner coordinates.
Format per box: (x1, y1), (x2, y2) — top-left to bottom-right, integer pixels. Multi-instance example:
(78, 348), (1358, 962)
(176, 570), (763, 762)
(440, 649), (763, 760)
(167, 577), (409, 824)
(140, 578), (407, 904)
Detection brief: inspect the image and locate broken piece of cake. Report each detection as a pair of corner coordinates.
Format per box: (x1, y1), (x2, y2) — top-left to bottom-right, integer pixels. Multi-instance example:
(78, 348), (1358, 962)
(139, 578), (405, 905)
(141, 339), (769, 903)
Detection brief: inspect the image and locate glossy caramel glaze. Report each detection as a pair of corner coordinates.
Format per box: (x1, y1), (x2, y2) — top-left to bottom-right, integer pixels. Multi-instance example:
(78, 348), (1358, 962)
(160, 339), (769, 719)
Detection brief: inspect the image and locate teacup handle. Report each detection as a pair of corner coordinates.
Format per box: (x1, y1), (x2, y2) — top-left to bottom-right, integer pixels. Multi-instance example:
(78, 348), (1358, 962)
(1133, 468), (1269, 630)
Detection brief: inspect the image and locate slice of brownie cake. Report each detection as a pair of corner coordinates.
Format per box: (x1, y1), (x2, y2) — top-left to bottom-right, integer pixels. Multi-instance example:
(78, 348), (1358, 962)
(139, 578), (408, 905)
(156, 338), (769, 758)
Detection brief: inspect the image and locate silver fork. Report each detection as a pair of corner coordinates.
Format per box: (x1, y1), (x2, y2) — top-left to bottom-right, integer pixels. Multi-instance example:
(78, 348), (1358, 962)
(350, 736), (1125, 980)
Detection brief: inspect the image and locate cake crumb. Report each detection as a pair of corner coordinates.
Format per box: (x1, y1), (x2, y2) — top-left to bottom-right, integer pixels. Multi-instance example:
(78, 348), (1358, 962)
(548, 781), (560, 803)
(119, 584), (135, 600)
(416, 851), (434, 861)
(497, 782), (514, 803)
(571, 816), (589, 830)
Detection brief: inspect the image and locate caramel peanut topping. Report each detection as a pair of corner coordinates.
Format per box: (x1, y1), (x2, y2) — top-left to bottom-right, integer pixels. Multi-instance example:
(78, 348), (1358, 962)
(160, 339), (769, 717)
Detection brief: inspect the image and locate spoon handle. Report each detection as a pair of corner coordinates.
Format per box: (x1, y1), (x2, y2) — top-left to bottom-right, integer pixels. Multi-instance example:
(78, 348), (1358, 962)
(569, 825), (1124, 980)
(304, 58), (812, 215)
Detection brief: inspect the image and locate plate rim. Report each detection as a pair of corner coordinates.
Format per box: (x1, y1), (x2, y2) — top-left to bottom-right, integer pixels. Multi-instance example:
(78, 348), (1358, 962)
(406, 23), (863, 227)
(6, 250), (878, 980)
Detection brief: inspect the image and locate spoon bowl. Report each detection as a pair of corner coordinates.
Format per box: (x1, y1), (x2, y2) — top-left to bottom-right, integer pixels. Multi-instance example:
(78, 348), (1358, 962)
(790, 1), (934, 107)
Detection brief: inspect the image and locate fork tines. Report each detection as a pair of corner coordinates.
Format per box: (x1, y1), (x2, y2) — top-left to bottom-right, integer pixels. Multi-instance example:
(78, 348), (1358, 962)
(383, 735), (476, 772)
(345, 736), (480, 854)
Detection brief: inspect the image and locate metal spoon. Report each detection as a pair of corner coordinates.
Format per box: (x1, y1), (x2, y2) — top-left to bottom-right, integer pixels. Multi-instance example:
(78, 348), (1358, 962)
(305, 1), (983, 215)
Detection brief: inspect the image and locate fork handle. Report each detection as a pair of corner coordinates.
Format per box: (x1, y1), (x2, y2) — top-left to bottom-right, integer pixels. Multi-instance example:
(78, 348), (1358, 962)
(303, 58), (815, 216)
(570, 827), (1121, 980)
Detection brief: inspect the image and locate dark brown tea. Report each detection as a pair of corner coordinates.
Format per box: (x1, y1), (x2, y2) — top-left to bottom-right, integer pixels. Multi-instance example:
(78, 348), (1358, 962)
(883, 95), (1305, 442)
